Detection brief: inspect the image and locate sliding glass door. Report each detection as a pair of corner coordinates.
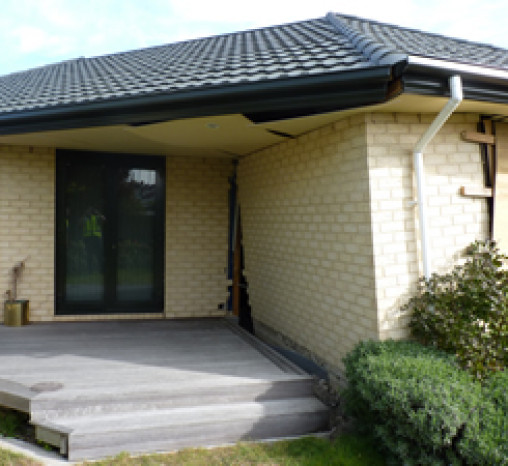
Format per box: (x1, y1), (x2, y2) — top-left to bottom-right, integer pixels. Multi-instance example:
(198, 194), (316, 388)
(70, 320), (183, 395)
(56, 151), (165, 315)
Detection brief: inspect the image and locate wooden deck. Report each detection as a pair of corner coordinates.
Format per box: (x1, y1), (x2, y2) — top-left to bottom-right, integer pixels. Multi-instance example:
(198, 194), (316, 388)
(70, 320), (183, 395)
(0, 319), (329, 460)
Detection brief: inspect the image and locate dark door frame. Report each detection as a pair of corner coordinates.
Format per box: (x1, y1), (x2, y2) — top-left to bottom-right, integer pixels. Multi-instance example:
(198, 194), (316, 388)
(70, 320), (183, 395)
(55, 150), (165, 315)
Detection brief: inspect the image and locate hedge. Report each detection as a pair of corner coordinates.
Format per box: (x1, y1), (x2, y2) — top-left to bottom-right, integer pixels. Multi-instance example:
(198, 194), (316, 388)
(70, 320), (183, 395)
(343, 340), (507, 465)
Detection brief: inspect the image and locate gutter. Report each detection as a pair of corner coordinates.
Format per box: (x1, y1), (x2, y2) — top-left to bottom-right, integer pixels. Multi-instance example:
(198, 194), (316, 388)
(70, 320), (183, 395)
(0, 66), (393, 135)
(413, 75), (463, 280)
(401, 56), (508, 105)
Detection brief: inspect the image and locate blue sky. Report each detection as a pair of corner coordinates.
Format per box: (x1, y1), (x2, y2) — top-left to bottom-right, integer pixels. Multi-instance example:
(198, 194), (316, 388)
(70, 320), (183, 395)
(1, 0), (508, 76)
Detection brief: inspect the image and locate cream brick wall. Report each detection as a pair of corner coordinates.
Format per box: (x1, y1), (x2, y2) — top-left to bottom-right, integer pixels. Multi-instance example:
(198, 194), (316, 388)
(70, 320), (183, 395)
(366, 113), (489, 340)
(238, 115), (378, 371)
(0, 147), (232, 322)
(0, 113), (488, 344)
(0, 145), (55, 322)
(238, 112), (489, 371)
(165, 156), (232, 318)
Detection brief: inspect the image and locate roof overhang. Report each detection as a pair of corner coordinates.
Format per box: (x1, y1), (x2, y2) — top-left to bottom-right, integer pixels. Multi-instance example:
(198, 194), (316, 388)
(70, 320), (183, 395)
(3, 55), (508, 157)
(2, 93), (508, 158)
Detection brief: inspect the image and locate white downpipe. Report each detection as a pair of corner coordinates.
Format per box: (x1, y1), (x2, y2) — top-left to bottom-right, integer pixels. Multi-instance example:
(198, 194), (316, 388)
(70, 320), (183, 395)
(414, 75), (463, 280)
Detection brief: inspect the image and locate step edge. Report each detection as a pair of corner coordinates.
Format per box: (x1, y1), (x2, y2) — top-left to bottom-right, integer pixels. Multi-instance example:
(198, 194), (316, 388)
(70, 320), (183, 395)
(32, 398), (329, 434)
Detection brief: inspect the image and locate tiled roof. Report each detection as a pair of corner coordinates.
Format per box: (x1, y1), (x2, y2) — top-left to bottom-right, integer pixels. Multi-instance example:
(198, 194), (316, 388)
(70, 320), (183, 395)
(333, 13), (508, 69)
(0, 18), (370, 115)
(1, 13), (508, 116)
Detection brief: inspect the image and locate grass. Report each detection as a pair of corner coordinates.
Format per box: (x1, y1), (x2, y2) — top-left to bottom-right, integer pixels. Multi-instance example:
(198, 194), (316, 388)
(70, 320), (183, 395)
(0, 429), (386, 465)
(0, 408), (43, 465)
(0, 449), (42, 466)
(83, 434), (386, 465)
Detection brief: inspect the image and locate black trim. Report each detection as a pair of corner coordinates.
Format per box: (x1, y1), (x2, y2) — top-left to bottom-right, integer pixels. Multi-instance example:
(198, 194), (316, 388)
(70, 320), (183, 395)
(244, 83), (388, 123)
(0, 67), (393, 135)
(401, 66), (508, 104)
(55, 150), (166, 315)
(400, 73), (448, 96)
(462, 79), (508, 105)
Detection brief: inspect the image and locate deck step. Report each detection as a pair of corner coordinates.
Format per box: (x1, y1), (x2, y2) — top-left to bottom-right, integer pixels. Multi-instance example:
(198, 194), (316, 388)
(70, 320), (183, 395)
(32, 397), (329, 461)
(1, 320), (330, 461)
(31, 377), (314, 419)
(0, 378), (33, 413)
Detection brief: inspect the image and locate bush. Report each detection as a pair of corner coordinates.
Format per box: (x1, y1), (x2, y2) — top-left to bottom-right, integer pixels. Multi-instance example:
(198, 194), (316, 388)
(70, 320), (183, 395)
(343, 340), (507, 465)
(404, 240), (508, 379)
(453, 370), (508, 465)
(485, 370), (508, 411)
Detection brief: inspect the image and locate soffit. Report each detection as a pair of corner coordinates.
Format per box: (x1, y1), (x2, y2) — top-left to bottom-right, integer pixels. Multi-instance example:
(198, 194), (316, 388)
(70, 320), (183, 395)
(2, 94), (508, 158)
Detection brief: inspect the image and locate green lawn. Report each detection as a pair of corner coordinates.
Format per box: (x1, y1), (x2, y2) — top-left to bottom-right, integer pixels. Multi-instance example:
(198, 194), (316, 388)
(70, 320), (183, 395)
(0, 434), (386, 466)
(0, 448), (42, 466)
(82, 435), (386, 466)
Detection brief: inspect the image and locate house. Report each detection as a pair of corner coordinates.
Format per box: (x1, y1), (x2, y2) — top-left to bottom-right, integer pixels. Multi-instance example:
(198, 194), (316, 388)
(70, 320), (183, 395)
(1, 12), (508, 376)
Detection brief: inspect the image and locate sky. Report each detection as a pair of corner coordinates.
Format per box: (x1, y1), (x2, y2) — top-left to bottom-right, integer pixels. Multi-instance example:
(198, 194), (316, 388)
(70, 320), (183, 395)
(1, 0), (508, 76)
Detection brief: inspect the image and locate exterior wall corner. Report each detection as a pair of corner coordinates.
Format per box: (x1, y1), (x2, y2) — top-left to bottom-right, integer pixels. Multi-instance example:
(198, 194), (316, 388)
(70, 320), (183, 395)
(238, 115), (378, 371)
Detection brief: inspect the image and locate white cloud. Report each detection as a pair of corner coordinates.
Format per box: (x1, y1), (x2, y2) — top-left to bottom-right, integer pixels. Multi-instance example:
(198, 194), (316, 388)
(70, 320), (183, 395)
(12, 26), (69, 55)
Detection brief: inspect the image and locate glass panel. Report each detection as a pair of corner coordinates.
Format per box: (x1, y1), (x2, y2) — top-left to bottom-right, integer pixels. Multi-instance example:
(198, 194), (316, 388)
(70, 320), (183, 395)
(116, 168), (157, 302)
(64, 164), (105, 302)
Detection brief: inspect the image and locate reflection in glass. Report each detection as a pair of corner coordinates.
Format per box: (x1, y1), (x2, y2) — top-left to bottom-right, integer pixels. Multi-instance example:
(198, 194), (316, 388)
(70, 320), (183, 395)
(116, 169), (156, 302)
(65, 165), (105, 302)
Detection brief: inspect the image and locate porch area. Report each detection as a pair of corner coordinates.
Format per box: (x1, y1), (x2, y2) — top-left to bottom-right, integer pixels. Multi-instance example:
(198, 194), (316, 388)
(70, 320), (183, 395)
(0, 319), (329, 461)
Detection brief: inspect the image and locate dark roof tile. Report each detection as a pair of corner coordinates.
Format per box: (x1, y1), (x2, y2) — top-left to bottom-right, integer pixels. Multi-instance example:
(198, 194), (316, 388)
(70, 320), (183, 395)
(2, 13), (508, 116)
(0, 17), (372, 114)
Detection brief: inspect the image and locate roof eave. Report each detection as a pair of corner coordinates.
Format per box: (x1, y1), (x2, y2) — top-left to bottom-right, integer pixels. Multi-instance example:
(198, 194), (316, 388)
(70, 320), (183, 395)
(401, 55), (508, 105)
(0, 66), (393, 136)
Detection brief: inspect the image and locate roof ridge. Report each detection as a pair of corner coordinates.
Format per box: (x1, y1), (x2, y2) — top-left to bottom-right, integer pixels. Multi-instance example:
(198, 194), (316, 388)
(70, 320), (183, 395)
(325, 12), (407, 66)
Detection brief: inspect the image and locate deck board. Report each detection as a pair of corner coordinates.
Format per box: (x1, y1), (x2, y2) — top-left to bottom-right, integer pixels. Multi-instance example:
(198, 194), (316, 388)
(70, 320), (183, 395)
(0, 319), (328, 460)
(0, 320), (301, 395)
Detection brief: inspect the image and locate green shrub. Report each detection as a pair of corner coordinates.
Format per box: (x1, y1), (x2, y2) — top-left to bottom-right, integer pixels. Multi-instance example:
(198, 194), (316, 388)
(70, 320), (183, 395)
(456, 370), (508, 465)
(404, 240), (508, 379)
(485, 370), (508, 411)
(343, 340), (507, 465)
(472, 371), (507, 461)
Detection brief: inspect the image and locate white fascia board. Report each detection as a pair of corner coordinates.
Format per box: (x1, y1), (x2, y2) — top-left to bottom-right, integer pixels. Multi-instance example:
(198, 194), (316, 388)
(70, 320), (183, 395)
(408, 56), (508, 83)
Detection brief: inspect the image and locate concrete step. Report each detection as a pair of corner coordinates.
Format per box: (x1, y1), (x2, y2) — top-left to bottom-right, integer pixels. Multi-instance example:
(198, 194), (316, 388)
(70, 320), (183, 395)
(31, 376), (315, 418)
(33, 397), (329, 461)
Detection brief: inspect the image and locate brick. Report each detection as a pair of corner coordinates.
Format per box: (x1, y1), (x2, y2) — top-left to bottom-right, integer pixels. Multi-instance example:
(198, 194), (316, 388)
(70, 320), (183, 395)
(0, 148), (55, 322)
(164, 156), (232, 319)
(366, 112), (488, 354)
(0, 149), (232, 323)
(238, 115), (378, 371)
